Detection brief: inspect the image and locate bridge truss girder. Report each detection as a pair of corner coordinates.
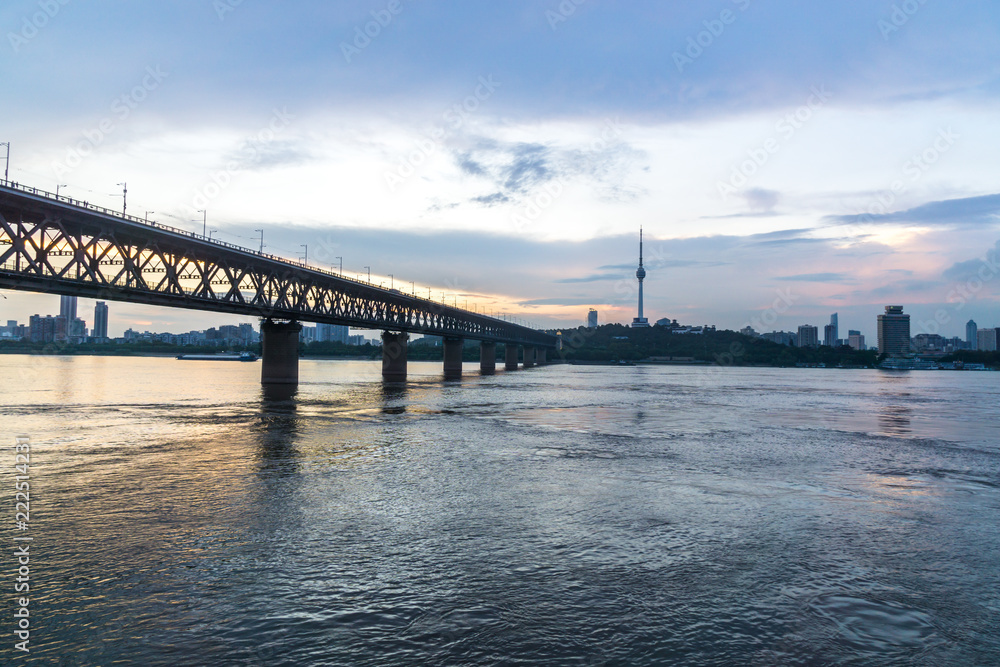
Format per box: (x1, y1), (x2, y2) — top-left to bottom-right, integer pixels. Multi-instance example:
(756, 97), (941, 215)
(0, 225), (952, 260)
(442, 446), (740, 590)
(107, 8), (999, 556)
(0, 192), (556, 348)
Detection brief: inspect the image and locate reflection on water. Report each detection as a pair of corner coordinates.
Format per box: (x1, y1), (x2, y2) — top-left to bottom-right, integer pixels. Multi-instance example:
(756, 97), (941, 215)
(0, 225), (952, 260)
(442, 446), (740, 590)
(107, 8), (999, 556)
(877, 404), (912, 436)
(1, 357), (998, 665)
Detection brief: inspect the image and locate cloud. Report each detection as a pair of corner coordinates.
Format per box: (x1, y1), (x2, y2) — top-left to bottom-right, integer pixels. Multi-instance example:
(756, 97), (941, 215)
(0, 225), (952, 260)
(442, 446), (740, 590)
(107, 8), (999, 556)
(774, 272), (852, 283)
(518, 297), (605, 307)
(455, 133), (647, 208)
(867, 279), (945, 297)
(226, 139), (313, 171)
(941, 239), (1000, 283)
(743, 187), (781, 212)
(554, 273), (623, 284)
(824, 193), (1000, 227)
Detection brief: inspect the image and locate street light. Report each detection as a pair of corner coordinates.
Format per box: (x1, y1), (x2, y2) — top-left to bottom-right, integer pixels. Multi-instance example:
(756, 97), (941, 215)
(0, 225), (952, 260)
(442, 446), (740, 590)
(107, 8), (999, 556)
(209, 229), (218, 241)
(300, 244), (308, 265)
(117, 182), (127, 215)
(56, 184), (67, 197)
(145, 211), (154, 224)
(255, 229), (264, 253)
(1, 142), (9, 183)
(363, 266), (370, 282)
(335, 256), (342, 275)
(197, 209), (207, 237)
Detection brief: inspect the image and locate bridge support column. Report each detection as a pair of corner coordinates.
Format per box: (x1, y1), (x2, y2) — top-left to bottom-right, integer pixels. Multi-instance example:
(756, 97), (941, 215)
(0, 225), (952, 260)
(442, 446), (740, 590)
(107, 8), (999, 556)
(523, 345), (535, 369)
(382, 331), (408, 381)
(480, 341), (496, 375)
(537, 348), (546, 365)
(504, 344), (519, 370)
(443, 336), (464, 379)
(260, 320), (302, 385)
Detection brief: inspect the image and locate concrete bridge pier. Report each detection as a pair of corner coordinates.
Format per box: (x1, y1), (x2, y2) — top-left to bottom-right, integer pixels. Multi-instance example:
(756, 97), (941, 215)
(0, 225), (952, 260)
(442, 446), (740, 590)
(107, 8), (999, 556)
(504, 344), (519, 370)
(443, 336), (464, 379)
(382, 331), (408, 381)
(537, 348), (547, 365)
(260, 319), (302, 385)
(480, 341), (496, 374)
(523, 345), (535, 369)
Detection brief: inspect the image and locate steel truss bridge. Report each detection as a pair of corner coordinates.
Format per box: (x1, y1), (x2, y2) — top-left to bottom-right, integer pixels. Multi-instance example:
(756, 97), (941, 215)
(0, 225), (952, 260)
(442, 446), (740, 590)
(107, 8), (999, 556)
(0, 182), (556, 381)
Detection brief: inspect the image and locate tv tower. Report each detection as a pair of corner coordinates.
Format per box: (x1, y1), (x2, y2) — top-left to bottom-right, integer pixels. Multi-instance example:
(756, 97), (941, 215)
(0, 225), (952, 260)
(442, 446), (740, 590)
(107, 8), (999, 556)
(631, 227), (650, 327)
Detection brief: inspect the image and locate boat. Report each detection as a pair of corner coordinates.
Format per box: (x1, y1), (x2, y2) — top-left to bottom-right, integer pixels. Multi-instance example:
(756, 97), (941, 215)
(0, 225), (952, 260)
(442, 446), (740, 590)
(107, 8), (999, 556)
(176, 351), (258, 361)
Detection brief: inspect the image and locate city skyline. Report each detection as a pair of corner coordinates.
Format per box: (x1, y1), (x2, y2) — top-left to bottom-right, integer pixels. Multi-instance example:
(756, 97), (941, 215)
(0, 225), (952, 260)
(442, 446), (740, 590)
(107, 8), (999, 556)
(1, 2), (998, 337)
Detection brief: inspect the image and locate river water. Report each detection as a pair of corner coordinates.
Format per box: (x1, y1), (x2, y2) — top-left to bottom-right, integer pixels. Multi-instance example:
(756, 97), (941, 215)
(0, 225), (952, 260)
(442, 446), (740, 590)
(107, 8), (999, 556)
(1, 356), (998, 665)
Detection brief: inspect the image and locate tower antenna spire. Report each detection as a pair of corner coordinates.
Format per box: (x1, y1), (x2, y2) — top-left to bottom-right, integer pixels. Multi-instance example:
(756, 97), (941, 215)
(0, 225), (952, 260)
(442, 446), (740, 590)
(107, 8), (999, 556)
(632, 227), (649, 327)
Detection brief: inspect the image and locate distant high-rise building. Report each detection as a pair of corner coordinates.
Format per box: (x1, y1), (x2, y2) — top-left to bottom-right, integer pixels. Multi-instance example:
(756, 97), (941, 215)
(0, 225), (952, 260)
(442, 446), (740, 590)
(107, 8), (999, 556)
(587, 309), (598, 329)
(966, 319), (978, 348)
(70, 317), (87, 340)
(847, 330), (865, 351)
(631, 228), (649, 328)
(93, 302), (109, 340)
(877, 305), (911, 356)
(977, 328), (997, 352)
(823, 324), (837, 347)
(762, 330), (797, 347)
(797, 325), (819, 348)
(59, 295), (77, 323)
(29, 314), (57, 343)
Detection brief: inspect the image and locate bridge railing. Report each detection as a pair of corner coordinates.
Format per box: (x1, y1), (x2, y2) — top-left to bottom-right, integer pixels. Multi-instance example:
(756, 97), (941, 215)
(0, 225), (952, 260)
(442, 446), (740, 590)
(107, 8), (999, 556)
(0, 179), (545, 332)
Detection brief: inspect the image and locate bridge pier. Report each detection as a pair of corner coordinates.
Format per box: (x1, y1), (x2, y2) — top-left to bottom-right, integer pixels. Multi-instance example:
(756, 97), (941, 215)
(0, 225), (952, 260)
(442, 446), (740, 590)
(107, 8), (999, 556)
(537, 348), (547, 365)
(504, 344), (519, 370)
(260, 320), (302, 385)
(443, 336), (464, 379)
(381, 331), (408, 382)
(479, 341), (496, 374)
(523, 345), (535, 369)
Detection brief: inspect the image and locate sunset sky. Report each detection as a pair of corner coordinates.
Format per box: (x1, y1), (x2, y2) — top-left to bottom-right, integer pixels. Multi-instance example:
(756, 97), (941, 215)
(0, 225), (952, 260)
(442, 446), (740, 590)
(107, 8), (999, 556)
(2, 0), (999, 340)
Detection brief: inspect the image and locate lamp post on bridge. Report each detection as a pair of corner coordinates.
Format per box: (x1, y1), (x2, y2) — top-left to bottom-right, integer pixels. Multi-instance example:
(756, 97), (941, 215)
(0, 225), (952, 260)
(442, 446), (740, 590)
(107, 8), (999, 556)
(335, 256), (342, 276)
(363, 266), (370, 283)
(255, 229), (264, 253)
(56, 184), (67, 197)
(197, 209), (207, 237)
(299, 244), (308, 266)
(1, 142), (9, 183)
(145, 211), (154, 224)
(117, 182), (127, 215)
(209, 229), (218, 241)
